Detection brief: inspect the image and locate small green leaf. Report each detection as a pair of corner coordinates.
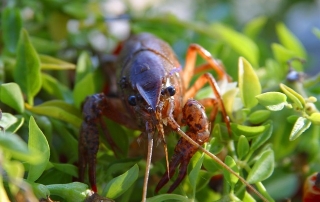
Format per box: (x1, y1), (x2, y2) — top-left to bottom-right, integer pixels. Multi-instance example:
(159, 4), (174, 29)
(75, 51), (94, 83)
(14, 29), (42, 105)
(73, 72), (96, 109)
(238, 57), (261, 109)
(237, 135), (249, 160)
(30, 182), (50, 199)
(1, 7), (22, 53)
(289, 117), (312, 141)
(42, 73), (73, 102)
(0, 83), (25, 113)
(272, 43), (303, 71)
(103, 164), (139, 199)
(39, 54), (75, 70)
(189, 152), (204, 192)
(256, 92), (287, 111)
(0, 132), (42, 164)
(46, 182), (89, 201)
(0, 113), (24, 133)
(251, 123), (273, 151)
(27, 116), (50, 182)
(247, 149), (274, 184)
(231, 123), (267, 139)
(147, 194), (189, 202)
(222, 88), (239, 121)
(243, 16), (267, 39)
(308, 112), (320, 125)
(248, 110), (271, 124)
(212, 24), (259, 66)
(223, 156), (239, 189)
(52, 163), (78, 177)
(27, 100), (82, 127)
(280, 83), (305, 110)
(276, 23), (306, 59)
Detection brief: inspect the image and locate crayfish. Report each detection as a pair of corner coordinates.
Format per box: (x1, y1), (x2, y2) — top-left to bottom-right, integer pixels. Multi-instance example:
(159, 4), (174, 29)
(78, 33), (267, 201)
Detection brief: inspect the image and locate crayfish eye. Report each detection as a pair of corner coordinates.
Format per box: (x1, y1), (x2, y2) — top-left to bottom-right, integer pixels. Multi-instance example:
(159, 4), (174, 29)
(128, 95), (137, 106)
(167, 86), (176, 96)
(161, 86), (176, 97)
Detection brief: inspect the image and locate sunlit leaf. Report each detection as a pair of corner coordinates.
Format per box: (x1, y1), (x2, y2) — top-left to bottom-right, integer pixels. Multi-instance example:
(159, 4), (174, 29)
(27, 116), (50, 182)
(308, 112), (320, 125)
(231, 123), (267, 139)
(0, 132), (42, 164)
(26, 100), (82, 127)
(248, 110), (271, 124)
(39, 54), (75, 70)
(103, 164), (139, 199)
(289, 117), (311, 141)
(189, 152), (204, 193)
(0, 82), (25, 113)
(276, 23), (306, 59)
(272, 43), (303, 71)
(238, 57), (261, 109)
(247, 149), (274, 184)
(1, 7), (22, 53)
(73, 72), (96, 109)
(243, 16), (267, 39)
(14, 29), (42, 105)
(46, 182), (89, 201)
(212, 24), (259, 66)
(280, 83), (305, 110)
(256, 92), (287, 111)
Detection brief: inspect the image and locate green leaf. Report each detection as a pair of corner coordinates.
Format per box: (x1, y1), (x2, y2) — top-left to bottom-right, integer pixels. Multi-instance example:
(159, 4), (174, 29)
(103, 164), (139, 199)
(231, 123), (267, 139)
(0, 132), (42, 164)
(189, 152), (204, 193)
(75, 51), (94, 83)
(243, 16), (267, 39)
(248, 110), (271, 124)
(46, 182), (89, 201)
(276, 23), (306, 59)
(0, 113), (24, 133)
(223, 156), (239, 189)
(1, 7), (22, 54)
(308, 112), (320, 125)
(41, 73), (73, 102)
(279, 83), (305, 110)
(147, 194), (189, 202)
(14, 29), (42, 105)
(73, 72), (96, 109)
(27, 116), (50, 182)
(247, 149), (274, 184)
(251, 123), (273, 151)
(238, 57), (261, 109)
(272, 43), (303, 71)
(27, 100), (82, 127)
(289, 117), (311, 141)
(237, 135), (249, 160)
(30, 36), (61, 54)
(39, 54), (75, 70)
(212, 24), (259, 66)
(222, 88), (239, 121)
(30, 182), (50, 199)
(52, 163), (78, 177)
(0, 83), (25, 113)
(256, 92), (287, 111)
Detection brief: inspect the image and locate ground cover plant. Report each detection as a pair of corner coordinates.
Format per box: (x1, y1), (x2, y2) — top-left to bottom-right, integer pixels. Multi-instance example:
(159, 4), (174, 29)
(1, 1), (320, 201)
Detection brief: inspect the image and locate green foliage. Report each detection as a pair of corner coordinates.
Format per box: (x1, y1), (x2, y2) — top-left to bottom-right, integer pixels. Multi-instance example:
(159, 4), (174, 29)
(0, 1), (319, 202)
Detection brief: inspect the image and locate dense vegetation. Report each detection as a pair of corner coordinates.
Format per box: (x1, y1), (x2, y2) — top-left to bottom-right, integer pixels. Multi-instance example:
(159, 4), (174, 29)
(1, 1), (320, 201)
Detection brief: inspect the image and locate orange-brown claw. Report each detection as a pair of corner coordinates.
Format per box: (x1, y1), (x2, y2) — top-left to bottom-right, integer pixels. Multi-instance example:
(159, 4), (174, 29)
(155, 99), (210, 193)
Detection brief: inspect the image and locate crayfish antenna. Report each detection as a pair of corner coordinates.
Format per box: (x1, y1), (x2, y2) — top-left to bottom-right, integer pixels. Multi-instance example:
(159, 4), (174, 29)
(142, 122), (154, 202)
